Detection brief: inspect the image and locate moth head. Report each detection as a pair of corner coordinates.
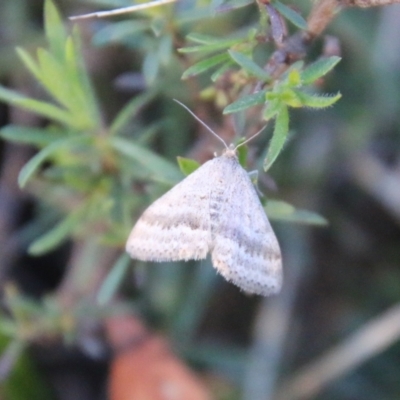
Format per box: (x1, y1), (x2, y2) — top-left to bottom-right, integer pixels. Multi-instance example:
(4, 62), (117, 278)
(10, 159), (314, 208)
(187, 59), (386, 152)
(222, 144), (237, 158)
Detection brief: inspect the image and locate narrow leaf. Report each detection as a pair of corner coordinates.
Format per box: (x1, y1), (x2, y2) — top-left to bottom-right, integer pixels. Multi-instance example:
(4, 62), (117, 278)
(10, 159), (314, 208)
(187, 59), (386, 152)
(266, 200), (328, 225)
(110, 91), (156, 134)
(181, 53), (229, 79)
(295, 90), (342, 108)
(36, 48), (75, 110)
(301, 56), (341, 85)
(265, 200), (295, 215)
(263, 99), (282, 120)
(263, 105), (289, 171)
(18, 136), (89, 188)
(0, 340), (26, 380)
(179, 37), (240, 54)
(28, 206), (88, 255)
(142, 51), (160, 85)
(284, 209), (328, 225)
(272, 1), (307, 30)
(236, 143), (248, 168)
(16, 48), (42, 82)
(281, 60), (304, 80)
(223, 90), (267, 114)
(228, 50), (270, 81)
(215, 0), (254, 13)
(177, 156), (200, 176)
(44, 0), (68, 60)
(92, 20), (149, 46)
(111, 137), (182, 185)
(136, 122), (163, 145)
(0, 126), (62, 146)
(0, 86), (72, 126)
(186, 33), (227, 45)
(150, 17), (165, 37)
(70, 26), (102, 128)
(158, 35), (173, 65)
(97, 254), (131, 305)
(211, 61), (233, 82)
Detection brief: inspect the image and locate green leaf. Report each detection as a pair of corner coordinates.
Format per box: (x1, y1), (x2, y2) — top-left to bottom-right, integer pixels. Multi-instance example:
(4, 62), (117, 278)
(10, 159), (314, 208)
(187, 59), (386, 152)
(16, 48), (42, 82)
(0, 318), (18, 337)
(44, 0), (67, 61)
(111, 137), (182, 185)
(0, 125), (62, 146)
(25, 38), (95, 130)
(0, 339), (25, 384)
(223, 90), (267, 114)
(265, 199), (295, 215)
(272, 1), (308, 30)
(215, 0), (254, 12)
(263, 105), (289, 171)
(136, 122), (163, 145)
(150, 17), (166, 37)
(211, 61), (233, 82)
(280, 88), (303, 107)
(70, 26), (102, 129)
(0, 336), (54, 399)
(18, 136), (90, 188)
(179, 39), (239, 54)
(177, 156), (200, 176)
(143, 51), (160, 85)
(0, 86), (72, 126)
(263, 99), (282, 120)
(301, 56), (341, 85)
(181, 53), (229, 79)
(236, 142), (248, 168)
(294, 90), (342, 108)
(92, 20), (149, 46)
(228, 50), (270, 81)
(186, 33), (226, 45)
(110, 91), (156, 135)
(97, 254), (131, 305)
(281, 60), (304, 80)
(158, 35), (173, 66)
(266, 200), (328, 225)
(28, 206), (88, 255)
(36, 48), (75, 110)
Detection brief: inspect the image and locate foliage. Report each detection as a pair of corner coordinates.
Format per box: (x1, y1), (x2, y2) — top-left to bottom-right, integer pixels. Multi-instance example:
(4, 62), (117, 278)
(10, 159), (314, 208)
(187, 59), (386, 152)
(0, 0), (336, 258)
(0, 0), (182, 257)
(1, 0), (380, 398)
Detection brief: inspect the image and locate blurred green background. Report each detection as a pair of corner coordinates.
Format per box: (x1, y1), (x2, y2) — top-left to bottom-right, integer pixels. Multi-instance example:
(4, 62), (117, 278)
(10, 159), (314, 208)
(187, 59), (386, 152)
(0, 1), (400, 399)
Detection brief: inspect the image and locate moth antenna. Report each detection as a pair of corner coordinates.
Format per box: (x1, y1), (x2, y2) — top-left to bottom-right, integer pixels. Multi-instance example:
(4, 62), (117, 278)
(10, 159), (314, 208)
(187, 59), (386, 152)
(234, 125), (267, 151)
(173, 99), (228, 150)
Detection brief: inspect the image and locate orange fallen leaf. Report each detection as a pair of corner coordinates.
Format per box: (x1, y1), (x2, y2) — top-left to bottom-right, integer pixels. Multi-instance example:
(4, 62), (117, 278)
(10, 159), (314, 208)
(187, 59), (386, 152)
(106, 316), (212, 400)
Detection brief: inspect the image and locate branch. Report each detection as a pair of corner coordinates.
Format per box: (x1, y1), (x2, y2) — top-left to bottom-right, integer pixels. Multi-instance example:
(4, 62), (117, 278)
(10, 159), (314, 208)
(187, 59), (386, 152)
(275, 303), (400, 400)
(342, 0), (400, 6)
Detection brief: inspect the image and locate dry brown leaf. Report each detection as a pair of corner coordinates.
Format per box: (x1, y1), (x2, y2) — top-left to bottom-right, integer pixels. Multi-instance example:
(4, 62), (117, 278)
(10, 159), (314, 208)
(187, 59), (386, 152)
(106, 316), (212, 400)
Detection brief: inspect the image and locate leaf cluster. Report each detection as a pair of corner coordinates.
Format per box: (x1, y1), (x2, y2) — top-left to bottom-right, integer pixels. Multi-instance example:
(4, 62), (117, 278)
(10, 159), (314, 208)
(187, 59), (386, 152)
(0, 0), (182, 256)
(180, 32), (341, 172)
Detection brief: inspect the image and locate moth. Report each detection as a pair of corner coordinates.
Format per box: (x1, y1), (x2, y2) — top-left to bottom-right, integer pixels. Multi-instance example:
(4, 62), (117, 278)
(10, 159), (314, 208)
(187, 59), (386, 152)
(126, 102), (282, 296)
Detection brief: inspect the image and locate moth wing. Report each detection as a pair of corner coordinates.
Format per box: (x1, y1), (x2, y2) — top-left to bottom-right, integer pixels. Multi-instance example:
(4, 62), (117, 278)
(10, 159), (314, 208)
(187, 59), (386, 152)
(126, 159), (216, 262)
(211, 158), (282, 296)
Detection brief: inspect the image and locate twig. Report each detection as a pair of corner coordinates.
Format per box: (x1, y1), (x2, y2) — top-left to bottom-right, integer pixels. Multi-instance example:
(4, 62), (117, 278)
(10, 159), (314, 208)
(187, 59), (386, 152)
(342, 0), (400, 6)
(69, 0), (177, 20)
(275, 303), (400, 400)
(265, 0), (340, 78)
